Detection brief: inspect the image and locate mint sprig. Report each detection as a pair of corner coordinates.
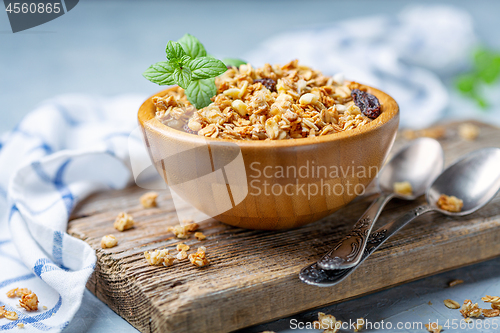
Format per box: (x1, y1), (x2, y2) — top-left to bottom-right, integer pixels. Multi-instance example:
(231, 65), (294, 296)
(143, 34), (234, 109)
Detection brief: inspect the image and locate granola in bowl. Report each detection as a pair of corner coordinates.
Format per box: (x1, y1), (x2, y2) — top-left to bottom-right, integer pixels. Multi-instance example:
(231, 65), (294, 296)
(152, 60), (380, 140)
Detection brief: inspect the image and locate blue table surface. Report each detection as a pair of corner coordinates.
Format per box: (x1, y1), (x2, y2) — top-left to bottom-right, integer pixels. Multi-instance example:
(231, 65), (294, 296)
(2, 1), (500, 332)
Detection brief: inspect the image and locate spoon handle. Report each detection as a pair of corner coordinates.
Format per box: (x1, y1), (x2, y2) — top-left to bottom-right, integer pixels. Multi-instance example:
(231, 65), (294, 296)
(299, 204), (433, 286)
(317, 193), (394, 270)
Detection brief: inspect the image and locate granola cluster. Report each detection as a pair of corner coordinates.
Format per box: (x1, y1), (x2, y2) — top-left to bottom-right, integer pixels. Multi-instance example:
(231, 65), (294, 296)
(152, 60), (377, 140)
(167, 221), (199, 239)
(393, 181), (413, 196)
(101, 235), (118, 249)
(114, 212), (135, 231)
(4, 287), (39, 320)
(313, 312), (341, 333)
(145, 244), (209, 268)
(437, 194), (464, 212)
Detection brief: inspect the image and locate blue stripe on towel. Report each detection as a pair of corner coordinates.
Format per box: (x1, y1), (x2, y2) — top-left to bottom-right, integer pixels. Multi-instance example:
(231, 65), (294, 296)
(0, 273), (35, 289)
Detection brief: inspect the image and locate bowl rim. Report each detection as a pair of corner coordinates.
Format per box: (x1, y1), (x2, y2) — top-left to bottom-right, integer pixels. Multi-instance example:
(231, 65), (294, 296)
(138, 84), (399, 148)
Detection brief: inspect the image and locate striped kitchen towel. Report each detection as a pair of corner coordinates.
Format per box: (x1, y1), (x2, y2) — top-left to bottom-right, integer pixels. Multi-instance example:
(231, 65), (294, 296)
(0, 94), (145, 332)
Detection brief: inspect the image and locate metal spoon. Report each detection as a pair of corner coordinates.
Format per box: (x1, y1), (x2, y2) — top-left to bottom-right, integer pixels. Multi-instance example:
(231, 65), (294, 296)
(300, 147), (500, 286)
(317, 137), (444, 270)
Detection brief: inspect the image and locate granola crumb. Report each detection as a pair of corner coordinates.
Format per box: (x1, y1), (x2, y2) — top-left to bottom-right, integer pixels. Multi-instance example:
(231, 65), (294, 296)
(437, 194), (463, 213)
(313, 312), (341, 333)
(448, 279), (464, 287)
(17, 323), (24, 329)
(144, 249), (172, 266)
(188, 247), (209, 267)
(176, 250), (188, 260)
(354, 318), (365, 332)
(5, 310), (18, 321)
(464, 317), (472, 323)
(176, 243), (190, 252)
(19, 293), (39, 311)
(402, 126), (446, 140)
(481, 295), (500, 304)
(140, 191), (158, 208)
(100, 235), (118, 249)
(458, 123), (479, 141)
(428, 301), (432, 305)
(460, 299), (481, 318)
(194, 232), (206, 241)
(393, 181), (413, 196)
(113, 212), (134, 231)
(43, 305), (48, 310)
(444, 299), (460, 309)
(0, 306), (4, 318)
(425, 322), (443, 333)
(168, 221), (199, 239)
(6, 288), (31, 298)
(482, 308), (500, 317)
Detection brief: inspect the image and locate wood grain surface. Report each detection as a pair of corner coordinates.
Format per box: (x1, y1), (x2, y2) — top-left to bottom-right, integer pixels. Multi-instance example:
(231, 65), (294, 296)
(68, 121), (500, 333)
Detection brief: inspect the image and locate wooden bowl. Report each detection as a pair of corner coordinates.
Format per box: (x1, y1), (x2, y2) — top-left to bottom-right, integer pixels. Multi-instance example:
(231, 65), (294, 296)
(138, 86), (399, 230)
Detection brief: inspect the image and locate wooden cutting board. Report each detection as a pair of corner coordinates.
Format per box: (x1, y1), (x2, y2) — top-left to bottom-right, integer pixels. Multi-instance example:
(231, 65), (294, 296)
(67, 121), (500, 333)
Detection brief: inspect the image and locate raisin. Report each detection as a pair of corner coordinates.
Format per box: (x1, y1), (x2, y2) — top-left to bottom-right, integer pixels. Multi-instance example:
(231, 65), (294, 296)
(254, 78), (276, 92)
(351, 89), (381, 119)
(182, 124), (198, 135)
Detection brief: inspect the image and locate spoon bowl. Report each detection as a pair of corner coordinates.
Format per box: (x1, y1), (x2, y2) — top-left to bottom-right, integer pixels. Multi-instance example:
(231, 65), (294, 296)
(427, 147), (500, 216)
(378, 137), (444, 199)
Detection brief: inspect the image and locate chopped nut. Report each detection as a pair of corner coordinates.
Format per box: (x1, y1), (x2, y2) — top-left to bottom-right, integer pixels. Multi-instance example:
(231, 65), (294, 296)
(393, 181), (413, 196)
(448, 279), (464, 287)
(299, 93), (319, 106)
(19, 292), (39, 311)
(176, 250), (188, 260)
(140, 192), (158, 208)
(5, 310), (18, 320)
(17, 323), (24, 328)
(176, 243), (190, 252)
(437, 194), (463, 212)
(444, 299), (460, 309)
(425, 322), (443, 333)
(188, 247), (209, 267)
(194, 232), (206, 240)
(232, 99), (249, 117)
(313, 312), (341, 333)
(458, 123), (479, 141)
(144, 249), (171, 266)
(100, 235), (118, 249)
(113, 212), (134, 231)
(482, 308), (500, 317)
(460, 299), (481, 318)
(354, 318), (364, 332)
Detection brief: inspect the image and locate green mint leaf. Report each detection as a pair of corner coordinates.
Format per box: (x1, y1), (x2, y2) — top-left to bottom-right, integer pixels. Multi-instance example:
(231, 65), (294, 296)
(173, 67), (192, 89)
(166, 41), (187, 61)
(178, 34), (207, 59)
(142, 61), (176, 85)
(186, 57), (227, 80)
(185, 79), (217, 109)
(223, 58), (247, 67)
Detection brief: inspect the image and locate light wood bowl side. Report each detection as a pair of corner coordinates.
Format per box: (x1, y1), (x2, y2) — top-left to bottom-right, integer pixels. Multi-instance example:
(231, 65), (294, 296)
(138, 86), (399, 229)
